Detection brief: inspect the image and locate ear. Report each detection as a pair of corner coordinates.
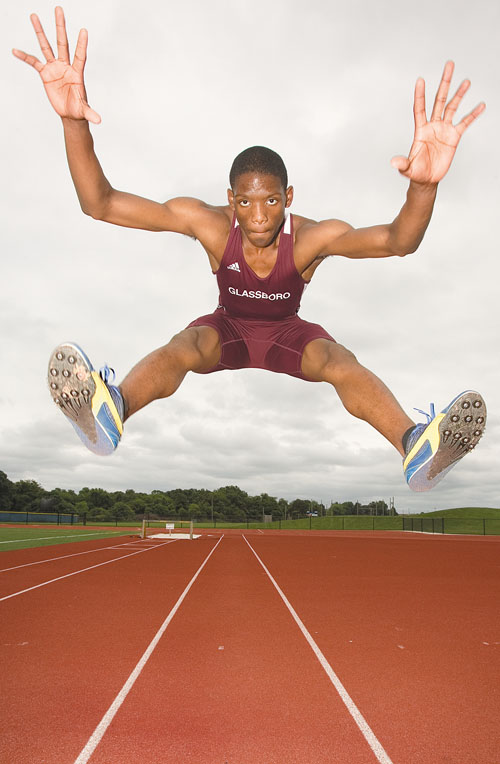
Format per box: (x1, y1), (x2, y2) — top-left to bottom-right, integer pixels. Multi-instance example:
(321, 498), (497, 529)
(285, 185), (294, 208)
(227, 188), (235, 210)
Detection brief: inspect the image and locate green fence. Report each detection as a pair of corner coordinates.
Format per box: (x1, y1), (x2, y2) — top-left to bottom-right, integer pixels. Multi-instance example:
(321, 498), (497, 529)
(0, 510), (79, 525)
(402, 516), (500, 535)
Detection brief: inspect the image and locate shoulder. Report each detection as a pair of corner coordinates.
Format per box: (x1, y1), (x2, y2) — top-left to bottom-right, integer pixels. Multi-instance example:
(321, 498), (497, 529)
(163, 197), (231, 236)
(182, 200), (234, 266)
(162, 198), (232, 253)
(292, 214), (353, 264)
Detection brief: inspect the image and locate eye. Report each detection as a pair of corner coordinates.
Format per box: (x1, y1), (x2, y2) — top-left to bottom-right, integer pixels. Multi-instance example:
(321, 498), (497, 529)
(239, 199), (250, 207)
(267, 198), (278, 206)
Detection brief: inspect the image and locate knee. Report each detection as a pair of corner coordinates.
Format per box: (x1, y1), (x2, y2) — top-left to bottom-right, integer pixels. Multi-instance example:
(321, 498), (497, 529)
(302, 340), (359, 383)
(322, 345), (359, 384)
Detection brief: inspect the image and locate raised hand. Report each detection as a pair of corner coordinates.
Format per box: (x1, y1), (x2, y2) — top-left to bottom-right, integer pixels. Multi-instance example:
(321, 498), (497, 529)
(12, 6), (100, 124)
(391, 61), (485, 185)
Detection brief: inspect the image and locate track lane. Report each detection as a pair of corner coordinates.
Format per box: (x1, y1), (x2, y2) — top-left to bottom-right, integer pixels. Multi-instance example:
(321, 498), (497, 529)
(87, 534), (386, 764)
(0, 539), (174, 601)
(247, 533), (500, 764)
(0, 536), (219, 764)
(0, 535), (146, 586)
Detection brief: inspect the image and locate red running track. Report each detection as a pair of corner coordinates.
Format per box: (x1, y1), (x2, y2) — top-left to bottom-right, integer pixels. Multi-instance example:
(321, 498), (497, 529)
(0, 530), (499, 763)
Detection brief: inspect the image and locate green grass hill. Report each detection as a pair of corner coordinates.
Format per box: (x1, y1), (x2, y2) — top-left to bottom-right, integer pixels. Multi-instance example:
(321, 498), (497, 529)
(414, 507), (500, 519)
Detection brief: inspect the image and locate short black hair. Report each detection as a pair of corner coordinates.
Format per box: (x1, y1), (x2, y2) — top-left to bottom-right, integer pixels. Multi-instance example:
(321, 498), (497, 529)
(229, 146), (288, 190)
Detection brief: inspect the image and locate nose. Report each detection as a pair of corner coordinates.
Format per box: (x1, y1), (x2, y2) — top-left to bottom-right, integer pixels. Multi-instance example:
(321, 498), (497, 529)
(252, 204), (267, 225)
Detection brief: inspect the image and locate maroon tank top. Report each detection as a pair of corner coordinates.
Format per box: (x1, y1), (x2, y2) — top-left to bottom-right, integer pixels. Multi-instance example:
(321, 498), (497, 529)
(215, 213), (305, 320)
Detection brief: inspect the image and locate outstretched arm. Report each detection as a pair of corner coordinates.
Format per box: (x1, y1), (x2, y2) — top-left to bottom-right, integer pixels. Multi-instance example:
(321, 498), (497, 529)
(12, 7), (222, 239)
(302, 61), (485, 261)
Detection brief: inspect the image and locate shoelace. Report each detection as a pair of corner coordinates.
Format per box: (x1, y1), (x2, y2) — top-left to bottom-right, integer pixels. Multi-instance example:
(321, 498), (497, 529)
(414, 402), (435, 424)
(99, 364), (116, 385)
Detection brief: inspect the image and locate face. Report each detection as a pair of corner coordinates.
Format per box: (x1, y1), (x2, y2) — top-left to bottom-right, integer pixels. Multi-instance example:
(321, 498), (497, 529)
(228, 172), (294, 248)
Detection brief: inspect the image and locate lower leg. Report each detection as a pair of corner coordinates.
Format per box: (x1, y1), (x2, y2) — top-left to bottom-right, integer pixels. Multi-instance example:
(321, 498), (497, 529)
(333, 366), (414, 455)
(302, 340), (414, 456)
(119, 327), (221, 420)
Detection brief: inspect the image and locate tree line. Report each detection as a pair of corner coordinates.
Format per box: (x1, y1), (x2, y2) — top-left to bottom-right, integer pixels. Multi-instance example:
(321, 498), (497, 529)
(0, 471), (397, 522)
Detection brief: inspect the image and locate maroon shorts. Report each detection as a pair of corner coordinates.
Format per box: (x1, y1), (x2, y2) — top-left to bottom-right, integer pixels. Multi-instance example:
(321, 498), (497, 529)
(187, 309), (335, 381)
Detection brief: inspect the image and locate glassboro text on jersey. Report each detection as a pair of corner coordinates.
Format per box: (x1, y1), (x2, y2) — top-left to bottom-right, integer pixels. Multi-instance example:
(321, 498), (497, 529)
(227, 287), (291, 301)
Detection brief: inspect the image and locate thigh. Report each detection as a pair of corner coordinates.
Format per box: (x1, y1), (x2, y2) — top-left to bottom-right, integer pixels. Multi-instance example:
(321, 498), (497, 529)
(301, 337), (357, 382)
(169, 324), (222, 373)
(264, 316), (335, 380)
(187, 311), (250, 373)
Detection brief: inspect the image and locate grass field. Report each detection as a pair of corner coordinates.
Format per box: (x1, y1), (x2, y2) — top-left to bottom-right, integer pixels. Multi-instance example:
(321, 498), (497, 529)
(0, 526), (139, 552)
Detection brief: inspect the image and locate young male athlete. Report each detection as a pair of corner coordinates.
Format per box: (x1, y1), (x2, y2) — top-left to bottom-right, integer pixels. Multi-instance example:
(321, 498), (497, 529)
(13, 7), (487, 491)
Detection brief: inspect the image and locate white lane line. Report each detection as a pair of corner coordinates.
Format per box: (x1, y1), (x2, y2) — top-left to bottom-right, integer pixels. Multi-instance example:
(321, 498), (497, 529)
(0, 541), (175, 602)
(242, 535), (394, 764)
(0, 538), (146, 574)
(72, 534), (224, 764)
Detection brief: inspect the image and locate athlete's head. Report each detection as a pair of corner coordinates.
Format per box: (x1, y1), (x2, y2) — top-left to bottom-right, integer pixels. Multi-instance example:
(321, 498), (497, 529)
(228, 147), (294, 248)
(229, 146), (288, 191)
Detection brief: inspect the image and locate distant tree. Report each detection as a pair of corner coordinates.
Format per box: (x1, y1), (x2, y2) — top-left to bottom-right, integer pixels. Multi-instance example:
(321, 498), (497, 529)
(41, 487), (77, 514)
(113, 501), (136, 521)
(165, 488), (190, 514)
(187, 503), (200, 520)
(230, 508), (247, 522)
(130, 497), (148, 517)
(329, 502), (344, 515)
(87, 506), (114, 522)
(247, 495), (262, 519)
(3, 474), (396, 526)
(368, 500), (389, 515)
(277, 498), (289, 519)
(212, 488), (232, 518)
(146, 493), (175, 518)
(12, 480), (46, 512)
(75, 500), (89, 519)
(214, 486), (250, 518)
(289, 498), (309, 518)
(79, 487), (113, 510)
(0, 471), (14, 510)
(54, 487), (78, 505)
(260, 493), (278, 517)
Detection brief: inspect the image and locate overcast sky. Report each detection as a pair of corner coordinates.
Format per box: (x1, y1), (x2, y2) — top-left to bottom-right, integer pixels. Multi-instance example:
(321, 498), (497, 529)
(2, 0), (499, 513)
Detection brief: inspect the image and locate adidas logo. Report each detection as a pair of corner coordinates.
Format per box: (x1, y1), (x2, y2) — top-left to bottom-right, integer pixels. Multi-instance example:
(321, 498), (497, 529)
(227, 262), (241, 272)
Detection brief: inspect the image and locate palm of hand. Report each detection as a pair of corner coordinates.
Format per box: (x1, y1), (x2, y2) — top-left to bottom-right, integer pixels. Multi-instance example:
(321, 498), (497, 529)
(13, 9), (101, 124)
(392, 62), (484, 186)
(406, 121), (461, 185)
(38, 59), (87, 120)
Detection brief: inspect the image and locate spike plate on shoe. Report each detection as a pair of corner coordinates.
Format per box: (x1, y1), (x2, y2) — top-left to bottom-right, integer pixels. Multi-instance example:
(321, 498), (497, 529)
(404, 391), (486, 492)
(47, 342), (122, 455)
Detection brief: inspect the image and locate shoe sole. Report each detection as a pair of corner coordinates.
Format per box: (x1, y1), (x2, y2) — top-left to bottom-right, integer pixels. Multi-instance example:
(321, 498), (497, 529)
(48, 342), (122, 455)
(404, 391), (486, 492)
